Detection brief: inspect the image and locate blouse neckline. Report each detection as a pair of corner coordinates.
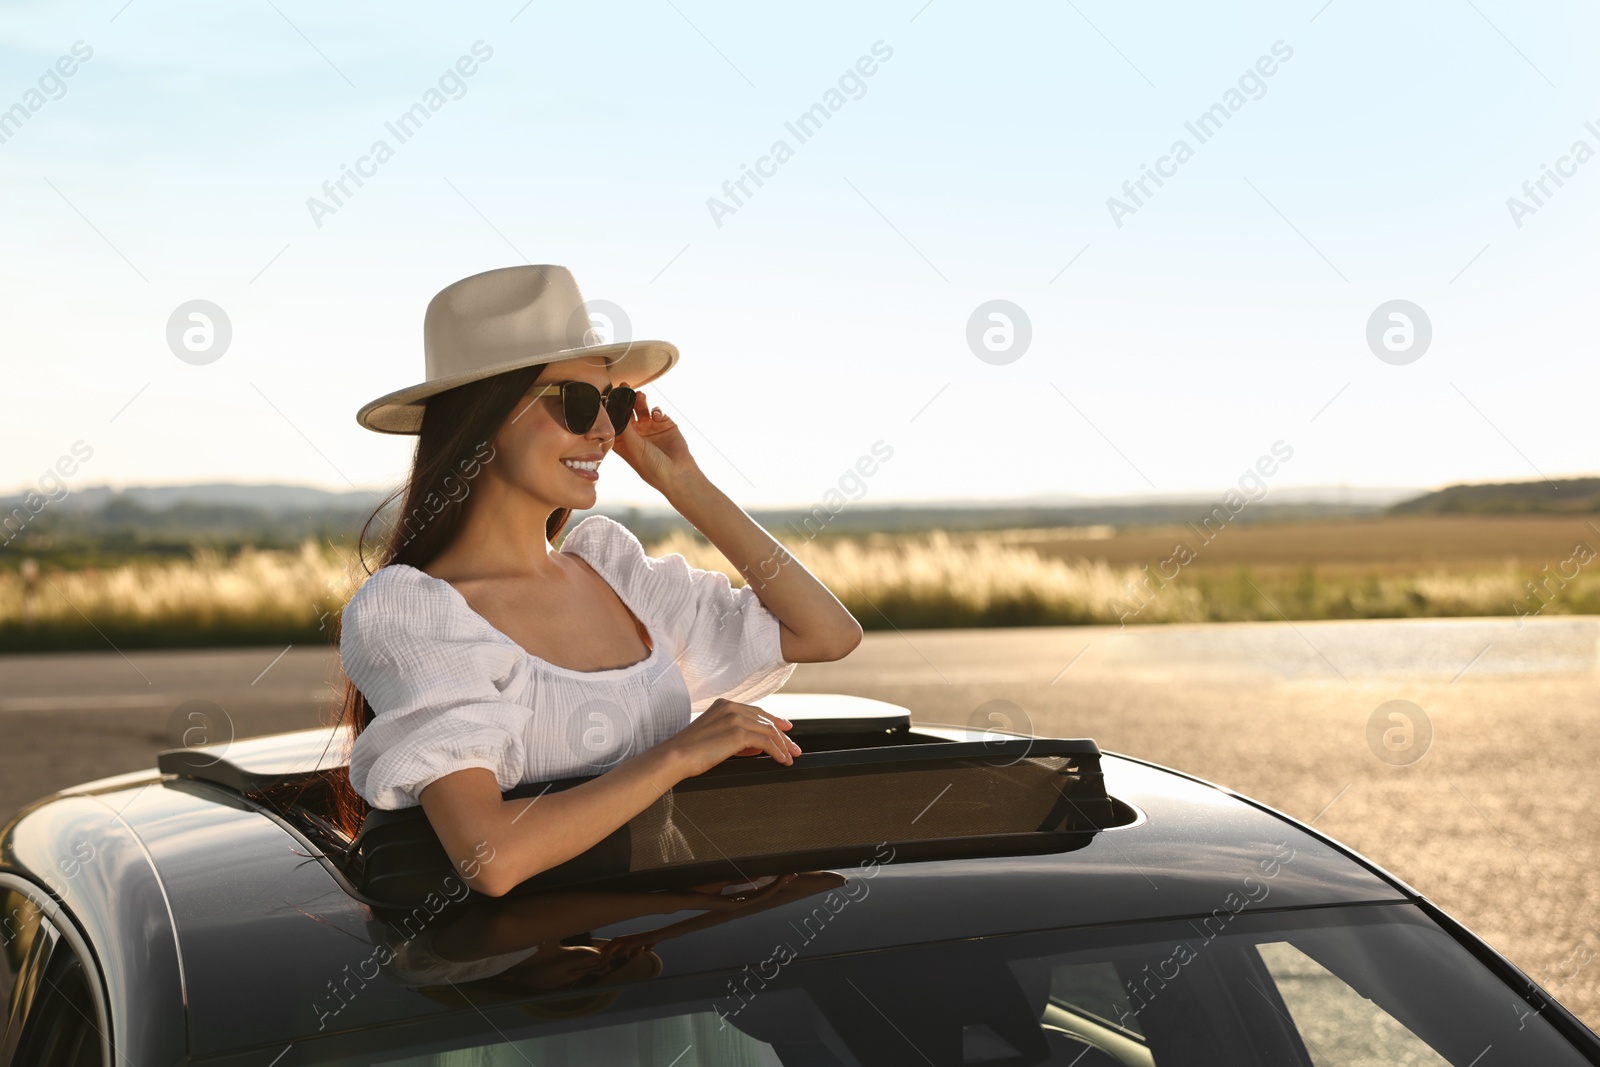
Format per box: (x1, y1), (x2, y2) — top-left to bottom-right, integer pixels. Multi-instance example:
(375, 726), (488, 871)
(383, 527), (663, 680)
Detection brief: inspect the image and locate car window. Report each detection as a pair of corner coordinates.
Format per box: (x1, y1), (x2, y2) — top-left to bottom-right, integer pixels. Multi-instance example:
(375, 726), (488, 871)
(8, 918), (104, 1067)
(374, 1009), (783, 1067)
(1, 886), (47, 1035)
(297, 903), (1595, 1067)
(1047, 960), (1145, 1038)
(1257, 940), (1449, 1066)
(1023, 906), (1593, 1067)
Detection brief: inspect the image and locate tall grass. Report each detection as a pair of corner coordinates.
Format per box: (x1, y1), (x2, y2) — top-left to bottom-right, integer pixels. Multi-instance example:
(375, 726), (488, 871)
(650, 529), (1600, 627)
(652, 528), (1204, 628)
(0, 541), (362, 651)
(2, 528), (1597, 651)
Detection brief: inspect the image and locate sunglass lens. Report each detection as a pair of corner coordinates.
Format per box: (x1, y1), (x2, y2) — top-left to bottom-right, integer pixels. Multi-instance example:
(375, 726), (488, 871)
(605, 386), (637, 434)
(561, 383), (602, 434)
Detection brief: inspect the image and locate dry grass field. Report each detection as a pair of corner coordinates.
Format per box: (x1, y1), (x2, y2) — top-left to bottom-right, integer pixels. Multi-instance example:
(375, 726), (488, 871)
(3, 514), (1599, 650)
(661, 513), (1600, 628)
(985, 514), (1600, 570)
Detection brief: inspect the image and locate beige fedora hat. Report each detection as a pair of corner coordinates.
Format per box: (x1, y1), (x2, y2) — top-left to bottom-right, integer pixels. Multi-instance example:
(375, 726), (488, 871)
(356, 264), (679, 434)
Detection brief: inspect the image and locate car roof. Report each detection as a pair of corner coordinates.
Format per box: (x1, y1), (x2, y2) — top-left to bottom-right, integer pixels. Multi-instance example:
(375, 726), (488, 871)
(3, 712), (1409, 1058)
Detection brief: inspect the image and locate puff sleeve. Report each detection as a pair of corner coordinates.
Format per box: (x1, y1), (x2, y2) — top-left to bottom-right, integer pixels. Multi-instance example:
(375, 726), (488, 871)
(562, 516), (797, 713)
(340, 567), (530, 810)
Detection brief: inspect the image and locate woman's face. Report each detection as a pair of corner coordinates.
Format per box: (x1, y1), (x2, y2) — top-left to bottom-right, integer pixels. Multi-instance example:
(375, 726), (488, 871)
(488, 355), (623, 511)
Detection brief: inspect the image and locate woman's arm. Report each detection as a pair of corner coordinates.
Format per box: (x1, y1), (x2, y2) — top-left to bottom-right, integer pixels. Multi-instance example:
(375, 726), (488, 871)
(421, 697), (802, 897)
(666, 470), (862, 662)
(617, 390), (864, 663)
(421, 751), (684, 900)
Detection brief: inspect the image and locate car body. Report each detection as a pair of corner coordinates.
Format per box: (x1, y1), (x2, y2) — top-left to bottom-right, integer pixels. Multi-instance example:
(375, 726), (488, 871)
(2, 692), (1597, 1066)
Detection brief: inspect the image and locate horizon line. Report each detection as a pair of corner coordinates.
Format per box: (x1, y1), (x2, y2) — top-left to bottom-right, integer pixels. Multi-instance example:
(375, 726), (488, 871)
(7, 476), (1598, 510)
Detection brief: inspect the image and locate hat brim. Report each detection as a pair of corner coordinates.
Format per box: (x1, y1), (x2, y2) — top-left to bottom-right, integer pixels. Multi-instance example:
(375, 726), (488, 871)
(356, 340), (679, 435)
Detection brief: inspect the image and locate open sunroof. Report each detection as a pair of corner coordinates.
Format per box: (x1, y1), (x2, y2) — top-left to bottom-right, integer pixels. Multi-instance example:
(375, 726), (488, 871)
(353, 738), (1126, 909)
(154, 698), (1134, 911)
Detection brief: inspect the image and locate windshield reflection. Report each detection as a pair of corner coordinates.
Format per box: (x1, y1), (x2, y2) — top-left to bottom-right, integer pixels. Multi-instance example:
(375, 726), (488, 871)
(363, 870), (847, 1013)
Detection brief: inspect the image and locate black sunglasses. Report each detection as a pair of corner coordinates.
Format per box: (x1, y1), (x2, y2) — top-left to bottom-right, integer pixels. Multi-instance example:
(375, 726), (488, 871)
(524, 381), (637, 435)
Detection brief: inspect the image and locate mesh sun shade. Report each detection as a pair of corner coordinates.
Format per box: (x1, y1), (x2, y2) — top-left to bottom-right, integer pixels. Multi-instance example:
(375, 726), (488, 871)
(353, 740), (1115, 908)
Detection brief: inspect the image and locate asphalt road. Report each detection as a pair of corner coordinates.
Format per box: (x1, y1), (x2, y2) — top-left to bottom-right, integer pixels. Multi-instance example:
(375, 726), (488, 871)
(3, 616), (1598, 1027)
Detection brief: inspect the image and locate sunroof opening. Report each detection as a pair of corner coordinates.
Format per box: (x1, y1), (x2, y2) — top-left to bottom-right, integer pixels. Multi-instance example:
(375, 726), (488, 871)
(352, 738), (1131, 910)
(154, 698), (1135, 912)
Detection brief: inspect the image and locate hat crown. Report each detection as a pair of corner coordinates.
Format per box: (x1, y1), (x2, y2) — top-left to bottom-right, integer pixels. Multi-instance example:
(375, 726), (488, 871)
(356, 263), (677, 435)
(423, 265), (595, 381)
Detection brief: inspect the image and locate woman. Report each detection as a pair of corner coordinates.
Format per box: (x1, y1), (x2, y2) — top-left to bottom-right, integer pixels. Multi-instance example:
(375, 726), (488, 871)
(330, 265), (863, 898)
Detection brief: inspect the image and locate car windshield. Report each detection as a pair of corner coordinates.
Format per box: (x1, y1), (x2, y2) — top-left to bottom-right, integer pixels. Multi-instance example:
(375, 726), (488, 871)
(296, 902), (1590, 1067)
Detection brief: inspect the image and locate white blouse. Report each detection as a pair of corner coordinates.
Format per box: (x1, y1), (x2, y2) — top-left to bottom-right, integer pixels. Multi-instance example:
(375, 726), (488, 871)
(339, 514), (796, 811)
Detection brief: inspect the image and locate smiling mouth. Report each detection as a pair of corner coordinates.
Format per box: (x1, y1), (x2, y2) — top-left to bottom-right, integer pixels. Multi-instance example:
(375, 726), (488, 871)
(562, 457), (602, 481)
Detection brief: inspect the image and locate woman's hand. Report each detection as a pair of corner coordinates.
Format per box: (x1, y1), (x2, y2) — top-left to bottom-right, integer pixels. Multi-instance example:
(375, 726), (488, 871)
(658, 698), (803, 780)
(613, 386), (702, 494)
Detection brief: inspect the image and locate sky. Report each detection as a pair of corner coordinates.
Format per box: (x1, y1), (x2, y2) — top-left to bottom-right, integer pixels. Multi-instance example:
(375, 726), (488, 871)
(3, 0), (1598, 510)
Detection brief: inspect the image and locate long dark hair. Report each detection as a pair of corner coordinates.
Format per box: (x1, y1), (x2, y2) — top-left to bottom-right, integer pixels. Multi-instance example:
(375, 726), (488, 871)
(318, 362), (574, 839)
